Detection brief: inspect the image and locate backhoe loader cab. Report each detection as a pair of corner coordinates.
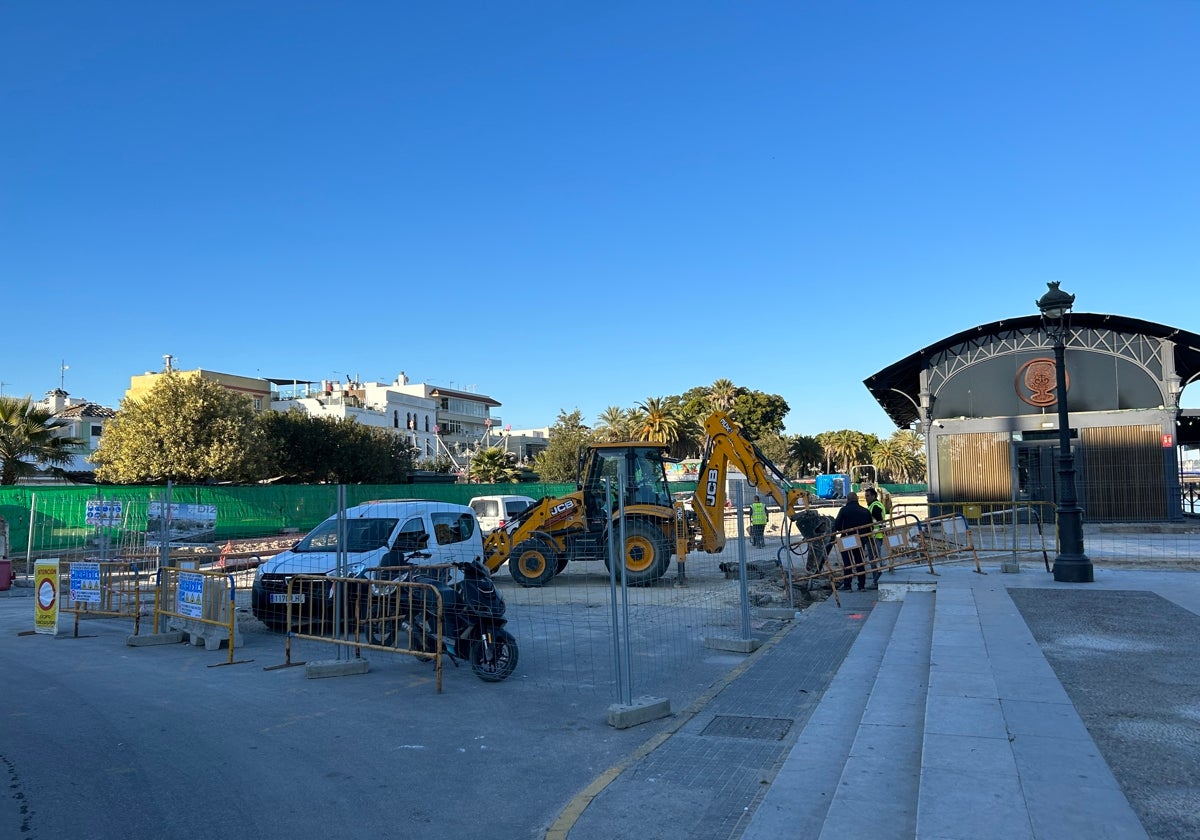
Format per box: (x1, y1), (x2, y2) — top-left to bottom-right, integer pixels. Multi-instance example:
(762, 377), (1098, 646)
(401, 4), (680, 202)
(579, 443), (675, 513)
(482, 442), (681, 588)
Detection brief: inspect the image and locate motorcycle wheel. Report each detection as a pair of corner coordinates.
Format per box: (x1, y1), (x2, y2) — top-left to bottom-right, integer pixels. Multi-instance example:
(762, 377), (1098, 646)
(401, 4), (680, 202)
(470, 628), (518, 682)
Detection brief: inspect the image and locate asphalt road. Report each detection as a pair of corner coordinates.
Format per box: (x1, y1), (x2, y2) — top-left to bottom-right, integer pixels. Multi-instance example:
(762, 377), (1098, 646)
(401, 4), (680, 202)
(0, 565), (771, 840)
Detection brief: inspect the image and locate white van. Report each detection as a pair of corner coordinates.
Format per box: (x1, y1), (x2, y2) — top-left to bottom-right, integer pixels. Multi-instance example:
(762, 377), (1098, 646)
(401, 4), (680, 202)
(469, 495), (537, 534)
(251, 499), (483, 630)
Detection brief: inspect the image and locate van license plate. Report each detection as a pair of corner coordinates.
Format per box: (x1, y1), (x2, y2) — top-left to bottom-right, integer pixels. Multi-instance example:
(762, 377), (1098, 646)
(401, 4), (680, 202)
(270, 594), (305, 604)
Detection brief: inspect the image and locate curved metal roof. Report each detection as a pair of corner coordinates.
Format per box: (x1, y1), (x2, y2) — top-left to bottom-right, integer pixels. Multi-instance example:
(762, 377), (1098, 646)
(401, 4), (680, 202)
(863, 312), (1200, 436)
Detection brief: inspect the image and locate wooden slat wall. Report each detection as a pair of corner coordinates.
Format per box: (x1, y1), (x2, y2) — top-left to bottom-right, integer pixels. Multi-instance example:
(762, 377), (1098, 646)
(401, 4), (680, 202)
(1081, 425), (1165, 521)
(936, 432), (1011, 502)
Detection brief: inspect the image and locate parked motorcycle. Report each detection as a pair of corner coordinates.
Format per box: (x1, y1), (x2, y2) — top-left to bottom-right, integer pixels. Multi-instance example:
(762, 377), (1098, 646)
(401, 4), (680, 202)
(371, 557), (519, 683)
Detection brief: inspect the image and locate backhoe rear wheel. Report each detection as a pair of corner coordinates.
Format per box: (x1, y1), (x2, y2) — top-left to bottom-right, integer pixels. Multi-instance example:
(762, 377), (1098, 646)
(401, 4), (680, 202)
(509, 538), (559, 587)
(604, 520), (670, 586)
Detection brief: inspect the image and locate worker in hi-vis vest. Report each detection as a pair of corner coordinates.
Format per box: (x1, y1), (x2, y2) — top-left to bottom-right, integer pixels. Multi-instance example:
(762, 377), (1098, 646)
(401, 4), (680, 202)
(750, 496), (768, 548)
(864, 487), (887, 586)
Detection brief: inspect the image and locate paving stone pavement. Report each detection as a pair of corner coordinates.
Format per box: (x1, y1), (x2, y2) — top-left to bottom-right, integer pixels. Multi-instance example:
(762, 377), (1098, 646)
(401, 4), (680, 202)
(557, 563), (1200, 840)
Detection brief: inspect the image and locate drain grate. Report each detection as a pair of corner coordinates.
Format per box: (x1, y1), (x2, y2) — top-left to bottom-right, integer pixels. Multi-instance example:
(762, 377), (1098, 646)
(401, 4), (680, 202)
(700, 715), (793, 740)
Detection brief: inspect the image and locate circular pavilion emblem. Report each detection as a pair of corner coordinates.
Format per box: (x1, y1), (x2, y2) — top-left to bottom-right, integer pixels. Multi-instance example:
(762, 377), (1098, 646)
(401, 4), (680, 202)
(1016, 357), (1068, 407)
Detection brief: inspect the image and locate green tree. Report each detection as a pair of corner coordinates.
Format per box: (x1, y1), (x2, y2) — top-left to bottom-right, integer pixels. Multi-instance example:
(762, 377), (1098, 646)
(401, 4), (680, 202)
(469, 446), (520, 483)
(633, 396), (680, 445)
(873, 430), (927, 483)
(91, 373), (270, 484)
(708, 378), (740, 412)
(730, 391), (790, 441)
(824, 429), (868, 473)
(0, 395), (86, 485)
(258, 410), (416, 484)
(531, 409), (593, 482)
(595, 406), (634, 443)
(787, 434), (824, 478)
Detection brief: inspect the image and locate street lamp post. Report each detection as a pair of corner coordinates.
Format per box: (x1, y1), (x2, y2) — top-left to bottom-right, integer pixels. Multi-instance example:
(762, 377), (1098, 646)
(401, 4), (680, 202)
(1036, 281), (1094, 583)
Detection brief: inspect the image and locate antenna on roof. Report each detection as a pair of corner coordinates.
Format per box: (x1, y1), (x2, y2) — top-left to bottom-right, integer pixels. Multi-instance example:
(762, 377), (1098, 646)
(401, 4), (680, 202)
(60, 360), (69, 390)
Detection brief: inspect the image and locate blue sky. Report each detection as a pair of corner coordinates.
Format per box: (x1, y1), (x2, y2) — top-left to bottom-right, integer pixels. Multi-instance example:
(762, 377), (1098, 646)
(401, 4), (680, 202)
(3, 1), (1198, 438)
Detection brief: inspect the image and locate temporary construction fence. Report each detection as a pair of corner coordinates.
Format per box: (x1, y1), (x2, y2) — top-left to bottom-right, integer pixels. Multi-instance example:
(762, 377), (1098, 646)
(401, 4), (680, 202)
(778, 511), (986, 607)
(263, 572), (452, 692)
(152, 565), (245, 666)
(56, 560), (148, 637)
(0, 482), (927, 560)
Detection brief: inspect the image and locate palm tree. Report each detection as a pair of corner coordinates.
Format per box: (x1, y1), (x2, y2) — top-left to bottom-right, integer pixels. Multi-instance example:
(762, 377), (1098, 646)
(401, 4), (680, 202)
(595, 406), (633, 442)
(0, 395), (85, 484)
(708, 378), (739, 413)
(633, 397), (680, 446)
(468, 446), (520, 484)
(870, 438), (908, 483)
(815, 431), (837, 474)
(827, 429), (867, 473)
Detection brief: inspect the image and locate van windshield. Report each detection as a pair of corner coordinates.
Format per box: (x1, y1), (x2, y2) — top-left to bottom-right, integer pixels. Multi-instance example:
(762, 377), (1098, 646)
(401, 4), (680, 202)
(294, 517), (399, 554)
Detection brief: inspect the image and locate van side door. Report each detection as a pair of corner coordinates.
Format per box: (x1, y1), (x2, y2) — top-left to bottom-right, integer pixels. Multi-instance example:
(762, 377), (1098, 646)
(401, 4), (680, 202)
(429, 510), (484, 566)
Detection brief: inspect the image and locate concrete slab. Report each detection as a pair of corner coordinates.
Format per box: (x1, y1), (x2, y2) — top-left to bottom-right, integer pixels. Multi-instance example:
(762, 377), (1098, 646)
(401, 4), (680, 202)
(305, 657), (370, 679)
(606, 695), (671, 729)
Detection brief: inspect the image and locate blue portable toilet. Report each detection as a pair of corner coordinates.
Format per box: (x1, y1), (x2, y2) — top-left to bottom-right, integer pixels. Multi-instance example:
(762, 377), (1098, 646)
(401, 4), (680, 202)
(815, 474), (850, 500)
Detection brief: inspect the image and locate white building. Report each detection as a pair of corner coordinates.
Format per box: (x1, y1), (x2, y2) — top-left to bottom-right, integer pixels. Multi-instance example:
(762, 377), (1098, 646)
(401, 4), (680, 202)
(33, 389), (117, 481)
(270, 374), (440, 460)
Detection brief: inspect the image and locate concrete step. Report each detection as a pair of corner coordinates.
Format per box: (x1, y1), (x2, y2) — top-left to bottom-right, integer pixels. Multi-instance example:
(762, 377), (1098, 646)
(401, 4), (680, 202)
(740, 597), (901, 839)
(818, 590), (934, 840)
(916, 583), (1149, 840)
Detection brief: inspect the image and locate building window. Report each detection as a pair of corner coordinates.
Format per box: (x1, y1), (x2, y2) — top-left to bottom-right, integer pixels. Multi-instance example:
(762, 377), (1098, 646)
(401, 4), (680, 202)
(253, 397), (262, 411)
(393, 410), (399, 429)
(91, 425), (103, 437)
(424, 416), (430, 432)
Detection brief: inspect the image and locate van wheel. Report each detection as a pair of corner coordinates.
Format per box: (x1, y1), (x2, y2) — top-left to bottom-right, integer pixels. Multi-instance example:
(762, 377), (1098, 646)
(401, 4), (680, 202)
(510, 538), (558, 587)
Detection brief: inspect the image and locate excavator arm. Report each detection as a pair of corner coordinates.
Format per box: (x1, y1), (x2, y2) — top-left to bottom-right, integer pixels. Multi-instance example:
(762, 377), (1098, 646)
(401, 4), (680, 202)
(687, 412), (812, 554)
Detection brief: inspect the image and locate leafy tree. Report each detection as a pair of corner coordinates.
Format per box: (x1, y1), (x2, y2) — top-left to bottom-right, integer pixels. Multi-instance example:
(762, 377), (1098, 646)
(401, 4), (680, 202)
(416, 455), (455, 473)
(532, 409), (593, 482)
(258, 410), (415, 484)
(91, 374), (270, 484)
(755, 433), (792, 476)
(730, 391), (789, 441)
(0, 395), (86, 485)
(469, 446), (520, 483)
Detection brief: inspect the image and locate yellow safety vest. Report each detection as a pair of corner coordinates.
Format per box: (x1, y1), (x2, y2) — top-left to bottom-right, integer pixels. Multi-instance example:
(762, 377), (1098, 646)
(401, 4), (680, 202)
(868, 499), (886, 540)
(750, 502), (768, 525)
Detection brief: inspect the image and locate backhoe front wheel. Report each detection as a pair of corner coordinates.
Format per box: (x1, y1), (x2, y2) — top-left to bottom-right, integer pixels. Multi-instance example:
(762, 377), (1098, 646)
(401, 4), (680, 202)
(605, 520), (671, 586)
(509, 538), (559, 587)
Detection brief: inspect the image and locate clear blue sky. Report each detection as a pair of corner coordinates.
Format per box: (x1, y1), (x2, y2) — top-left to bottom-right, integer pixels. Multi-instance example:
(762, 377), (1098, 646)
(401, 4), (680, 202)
(3, 2), (1198, 438)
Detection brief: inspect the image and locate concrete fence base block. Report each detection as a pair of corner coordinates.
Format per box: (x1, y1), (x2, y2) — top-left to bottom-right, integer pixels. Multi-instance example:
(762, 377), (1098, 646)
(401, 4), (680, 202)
(126, 631), (185, 647)
(606, 696), (671, 729)
(169, 618), (242, 652)
(705, 636), (763, 654)
(1000, 560), (1022, 574)
(306, 658), (371, 679)
(755, 607), (796, 620)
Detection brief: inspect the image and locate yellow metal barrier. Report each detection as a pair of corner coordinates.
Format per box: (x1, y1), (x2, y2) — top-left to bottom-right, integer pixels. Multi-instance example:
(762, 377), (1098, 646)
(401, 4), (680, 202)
(268, 570), (447, 693)
(893, 500), (1054, 570)
(59, 560), (150, 637)
(154, 565), (246, 666)
(780, 511), (986, 607)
